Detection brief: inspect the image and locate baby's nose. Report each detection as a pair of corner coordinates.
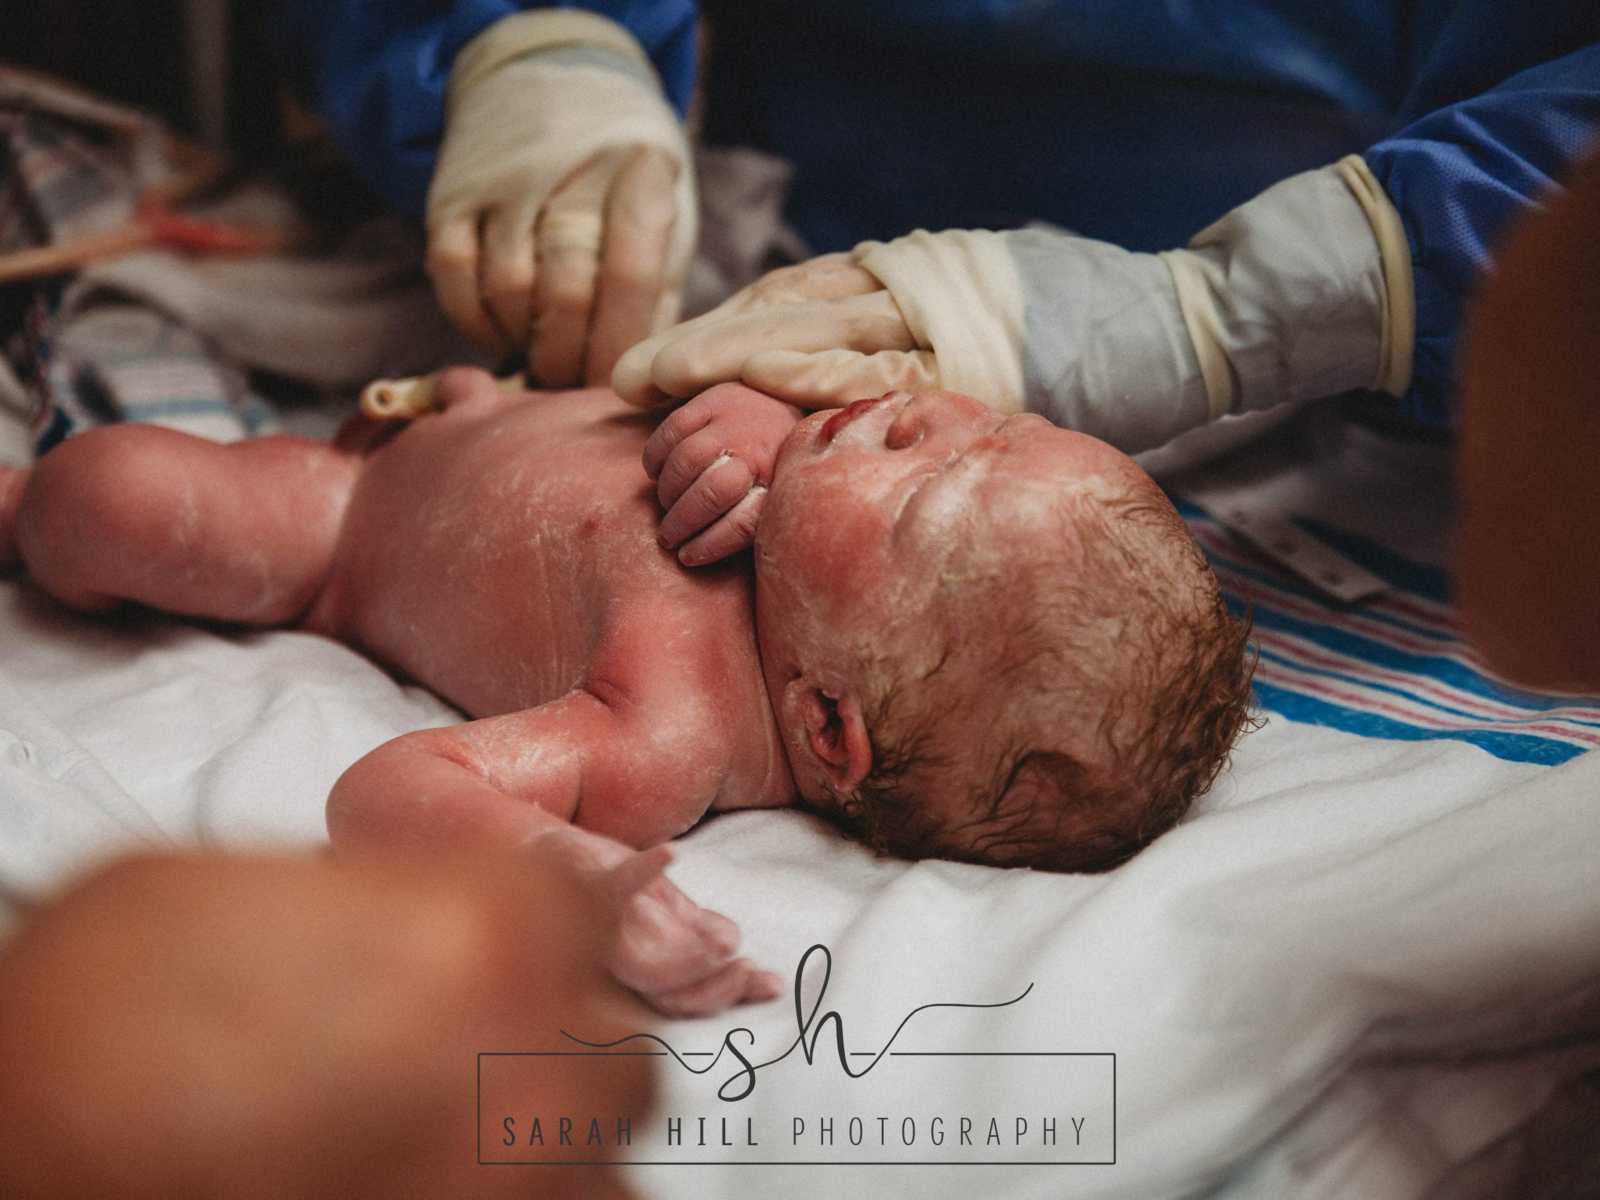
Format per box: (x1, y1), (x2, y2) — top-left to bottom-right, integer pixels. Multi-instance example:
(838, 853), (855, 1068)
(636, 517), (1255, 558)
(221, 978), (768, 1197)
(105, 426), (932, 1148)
(895, 389), (986, 438)
(885, 406), (923, 449)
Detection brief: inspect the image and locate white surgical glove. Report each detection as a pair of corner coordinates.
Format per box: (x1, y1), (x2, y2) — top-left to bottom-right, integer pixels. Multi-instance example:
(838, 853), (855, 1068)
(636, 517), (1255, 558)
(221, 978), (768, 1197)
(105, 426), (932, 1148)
(427, 10), (696, 387)
(612, 156), (1413, 452)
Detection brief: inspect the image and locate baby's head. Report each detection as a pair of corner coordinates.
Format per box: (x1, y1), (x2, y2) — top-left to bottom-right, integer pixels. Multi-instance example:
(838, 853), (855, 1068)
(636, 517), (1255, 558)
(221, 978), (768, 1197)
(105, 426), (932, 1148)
(754, 390), (1253, 872)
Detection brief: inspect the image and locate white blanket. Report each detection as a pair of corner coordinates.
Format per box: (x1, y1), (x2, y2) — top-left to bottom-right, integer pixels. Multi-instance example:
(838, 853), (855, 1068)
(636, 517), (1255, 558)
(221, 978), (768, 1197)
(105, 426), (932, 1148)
(2, 414), (1598, 1198)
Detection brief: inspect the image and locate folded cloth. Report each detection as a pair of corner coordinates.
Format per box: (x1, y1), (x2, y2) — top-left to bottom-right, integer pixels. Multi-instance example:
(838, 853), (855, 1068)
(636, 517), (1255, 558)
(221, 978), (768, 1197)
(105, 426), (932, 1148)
(46, 303), (279, 445)
(0, 70), (271, 451)
(0, 68), (481, 459)
(0, 669), (169, 927)
(64, 214), (475, 395)
(0, 73), (148, 254)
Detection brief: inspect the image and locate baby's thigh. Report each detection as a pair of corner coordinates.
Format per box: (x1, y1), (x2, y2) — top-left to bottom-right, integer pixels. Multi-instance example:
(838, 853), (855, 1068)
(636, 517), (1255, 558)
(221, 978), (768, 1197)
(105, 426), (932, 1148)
(19, 426), (362, 622)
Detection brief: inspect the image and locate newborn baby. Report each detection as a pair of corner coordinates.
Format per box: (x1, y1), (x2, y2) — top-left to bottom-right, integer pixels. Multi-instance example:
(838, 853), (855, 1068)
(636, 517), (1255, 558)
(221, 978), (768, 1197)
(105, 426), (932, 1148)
(1, 371), (1252, 1013)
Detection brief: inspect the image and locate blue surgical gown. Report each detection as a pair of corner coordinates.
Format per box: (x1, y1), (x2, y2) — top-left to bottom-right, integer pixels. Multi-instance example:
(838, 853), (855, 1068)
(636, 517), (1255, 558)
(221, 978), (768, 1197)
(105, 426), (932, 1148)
(282, 1), (1600, 425)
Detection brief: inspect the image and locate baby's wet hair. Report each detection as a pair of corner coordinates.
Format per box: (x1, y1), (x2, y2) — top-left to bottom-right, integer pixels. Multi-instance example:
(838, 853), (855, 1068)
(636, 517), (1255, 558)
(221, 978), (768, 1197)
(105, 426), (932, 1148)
(831, 482), (1256, 872)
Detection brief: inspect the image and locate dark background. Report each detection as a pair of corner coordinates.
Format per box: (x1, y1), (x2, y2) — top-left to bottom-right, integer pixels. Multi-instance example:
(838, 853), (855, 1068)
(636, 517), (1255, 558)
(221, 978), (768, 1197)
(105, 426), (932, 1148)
(6, 1), (278, 153)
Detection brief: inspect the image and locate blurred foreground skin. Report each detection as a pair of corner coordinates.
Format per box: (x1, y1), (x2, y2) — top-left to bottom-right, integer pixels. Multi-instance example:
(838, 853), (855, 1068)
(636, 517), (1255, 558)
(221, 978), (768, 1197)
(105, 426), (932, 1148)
(0, 850), (653, 1200)
(1457, 150), (1600, 692)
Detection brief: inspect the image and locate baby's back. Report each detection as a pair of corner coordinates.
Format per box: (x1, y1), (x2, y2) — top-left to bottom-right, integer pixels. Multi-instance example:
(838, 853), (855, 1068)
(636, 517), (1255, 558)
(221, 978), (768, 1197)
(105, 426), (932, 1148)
(311, 387), (755, 720)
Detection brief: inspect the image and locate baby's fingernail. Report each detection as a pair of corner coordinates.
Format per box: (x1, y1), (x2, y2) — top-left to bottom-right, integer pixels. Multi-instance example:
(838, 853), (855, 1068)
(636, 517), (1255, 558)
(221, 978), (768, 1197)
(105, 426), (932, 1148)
(751, 970), (784, 1000)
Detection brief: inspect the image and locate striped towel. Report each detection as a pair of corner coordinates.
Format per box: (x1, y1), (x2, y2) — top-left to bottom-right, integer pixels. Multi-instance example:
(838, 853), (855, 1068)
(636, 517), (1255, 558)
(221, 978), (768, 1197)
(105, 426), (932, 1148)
(0, 71), (275, 454)
(1182, 499), (1600, 766)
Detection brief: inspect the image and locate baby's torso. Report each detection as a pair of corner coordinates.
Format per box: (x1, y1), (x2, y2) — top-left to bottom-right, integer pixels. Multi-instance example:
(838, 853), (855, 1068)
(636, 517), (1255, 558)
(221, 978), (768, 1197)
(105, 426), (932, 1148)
(307, 389), (784, 823)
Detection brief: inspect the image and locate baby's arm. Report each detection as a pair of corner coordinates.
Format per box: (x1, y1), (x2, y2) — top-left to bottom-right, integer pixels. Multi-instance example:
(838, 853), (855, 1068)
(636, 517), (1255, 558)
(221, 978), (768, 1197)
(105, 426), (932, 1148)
(327, 694), (780, 1017)
(642, 383), (803, 564)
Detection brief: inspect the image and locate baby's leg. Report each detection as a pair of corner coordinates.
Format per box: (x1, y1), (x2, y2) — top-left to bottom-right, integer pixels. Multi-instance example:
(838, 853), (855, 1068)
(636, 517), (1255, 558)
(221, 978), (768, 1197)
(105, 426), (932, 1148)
(11, 426), (360, 623)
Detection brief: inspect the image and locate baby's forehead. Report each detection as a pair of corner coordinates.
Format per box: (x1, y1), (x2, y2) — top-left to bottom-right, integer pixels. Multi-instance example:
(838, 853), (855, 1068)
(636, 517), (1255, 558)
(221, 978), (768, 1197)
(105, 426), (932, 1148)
(972, 420), (1152, 508)
(938, 466), (1191, 638)
(965, 458), (1152, 550)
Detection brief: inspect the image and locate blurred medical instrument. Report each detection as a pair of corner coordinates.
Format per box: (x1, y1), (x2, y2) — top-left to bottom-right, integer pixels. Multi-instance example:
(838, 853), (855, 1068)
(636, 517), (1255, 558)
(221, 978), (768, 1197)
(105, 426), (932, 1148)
(0, 149), (290, 286)
(359, 370), (523, 420)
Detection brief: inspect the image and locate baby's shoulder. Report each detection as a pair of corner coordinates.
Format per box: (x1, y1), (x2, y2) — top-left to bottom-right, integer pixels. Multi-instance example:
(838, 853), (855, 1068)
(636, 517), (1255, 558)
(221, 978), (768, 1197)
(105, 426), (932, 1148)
(574, 661), (739, 844)
(593, 609), (740, 729)
(591, 589), (756, 745)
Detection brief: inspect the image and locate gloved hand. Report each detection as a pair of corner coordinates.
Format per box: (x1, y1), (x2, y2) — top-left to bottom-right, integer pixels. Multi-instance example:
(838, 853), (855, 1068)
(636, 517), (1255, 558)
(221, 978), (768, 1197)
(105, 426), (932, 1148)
(427, 10), (696, 387)
(613, 156), (1414, 452)
(642, 383), (803, 564)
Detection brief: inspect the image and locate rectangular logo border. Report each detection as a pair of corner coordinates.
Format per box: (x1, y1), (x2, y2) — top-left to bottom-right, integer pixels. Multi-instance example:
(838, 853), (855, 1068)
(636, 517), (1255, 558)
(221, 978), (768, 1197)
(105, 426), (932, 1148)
(477, 1050), (1117, 1166)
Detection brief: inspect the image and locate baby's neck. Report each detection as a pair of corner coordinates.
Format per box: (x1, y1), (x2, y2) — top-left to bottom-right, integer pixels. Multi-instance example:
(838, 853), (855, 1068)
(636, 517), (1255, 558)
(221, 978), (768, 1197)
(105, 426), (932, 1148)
(696, 579), (797, 816)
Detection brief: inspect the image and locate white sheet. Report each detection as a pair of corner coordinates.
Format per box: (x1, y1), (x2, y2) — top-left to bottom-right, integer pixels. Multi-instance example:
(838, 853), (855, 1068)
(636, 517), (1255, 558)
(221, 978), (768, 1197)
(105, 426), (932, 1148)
(3, 425), (1598, 1198)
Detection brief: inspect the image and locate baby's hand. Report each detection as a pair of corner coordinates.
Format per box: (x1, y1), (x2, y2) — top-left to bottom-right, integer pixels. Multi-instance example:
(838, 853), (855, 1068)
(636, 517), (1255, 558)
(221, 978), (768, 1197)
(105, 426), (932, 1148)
(542, 825), (782, 1017)
(642, 383), (803, 565)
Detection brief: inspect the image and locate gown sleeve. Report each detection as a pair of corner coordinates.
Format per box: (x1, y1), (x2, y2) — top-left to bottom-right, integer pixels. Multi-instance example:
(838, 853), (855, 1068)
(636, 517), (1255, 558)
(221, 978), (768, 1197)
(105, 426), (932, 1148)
(1364, 41), (1600, 425)
(276, 0), (698, 217)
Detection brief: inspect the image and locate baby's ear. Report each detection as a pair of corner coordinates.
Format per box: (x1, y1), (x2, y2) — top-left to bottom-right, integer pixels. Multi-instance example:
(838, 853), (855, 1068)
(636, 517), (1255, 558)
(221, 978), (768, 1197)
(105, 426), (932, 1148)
(784, 681), (873, 795)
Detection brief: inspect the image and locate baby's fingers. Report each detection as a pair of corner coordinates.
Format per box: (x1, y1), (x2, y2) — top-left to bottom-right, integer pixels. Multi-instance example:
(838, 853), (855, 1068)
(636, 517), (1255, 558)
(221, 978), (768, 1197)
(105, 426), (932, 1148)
(676, 485), (767, 566)
(743, 969), (785, 1004)
(646, 957), (775, 1018)
(642, 397), (717, 480)
(608, 900), (738, 996)
(658, 455), (754, 551)
(656, 425), (738, 509)
(599, 844), (673, 902)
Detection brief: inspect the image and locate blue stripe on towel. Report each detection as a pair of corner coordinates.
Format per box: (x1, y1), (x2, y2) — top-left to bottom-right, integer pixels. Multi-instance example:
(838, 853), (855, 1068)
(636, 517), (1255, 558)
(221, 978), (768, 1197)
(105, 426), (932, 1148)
(1251, 681), (1588, 766)
(1176, 500), (1600, 763)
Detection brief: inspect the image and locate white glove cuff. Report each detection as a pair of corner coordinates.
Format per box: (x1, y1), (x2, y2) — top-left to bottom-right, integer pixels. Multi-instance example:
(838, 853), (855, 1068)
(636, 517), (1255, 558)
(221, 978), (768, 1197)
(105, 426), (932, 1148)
(1331, 154), (1415, 397)
(853, 229), (1027, 412)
